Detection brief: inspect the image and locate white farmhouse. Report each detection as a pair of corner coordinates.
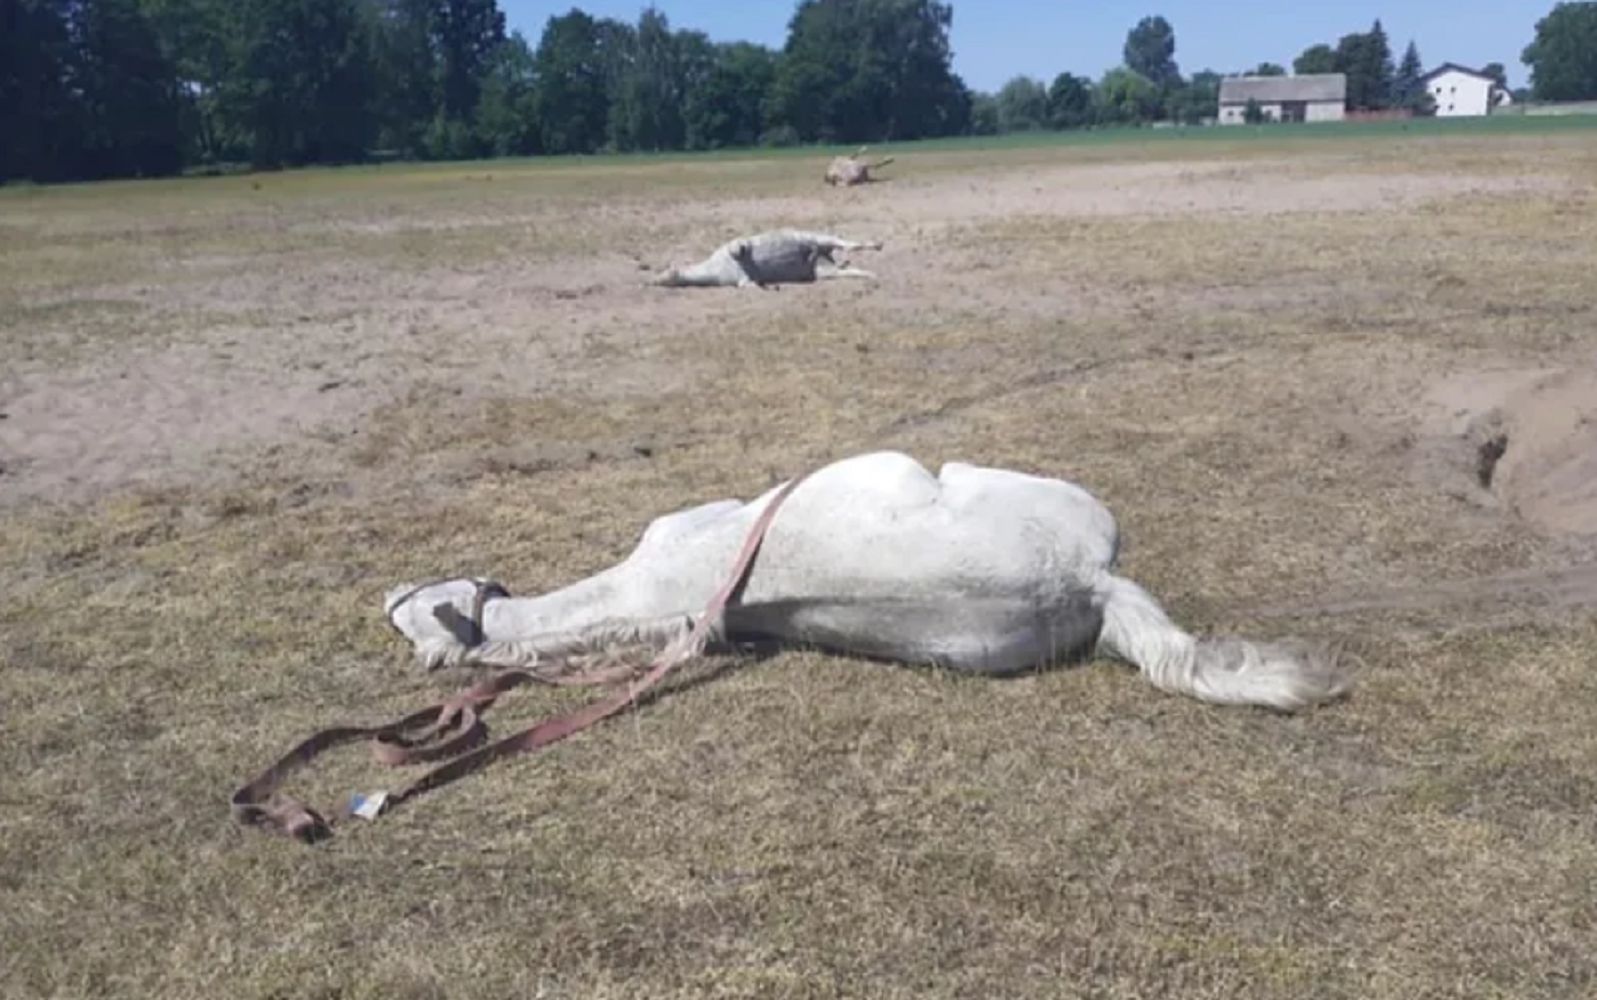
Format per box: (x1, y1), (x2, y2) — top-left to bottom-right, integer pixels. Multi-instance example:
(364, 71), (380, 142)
(1421, 63), (1508, 117)
(1217, 74), (1347, 125)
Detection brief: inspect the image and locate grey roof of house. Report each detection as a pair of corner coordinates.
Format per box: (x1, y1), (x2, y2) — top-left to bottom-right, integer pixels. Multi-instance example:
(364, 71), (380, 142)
(1218, 73), (1347, 104)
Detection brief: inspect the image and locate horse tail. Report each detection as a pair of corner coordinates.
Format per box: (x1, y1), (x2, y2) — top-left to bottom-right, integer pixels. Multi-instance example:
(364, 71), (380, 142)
(1094, 573), (1352, 711)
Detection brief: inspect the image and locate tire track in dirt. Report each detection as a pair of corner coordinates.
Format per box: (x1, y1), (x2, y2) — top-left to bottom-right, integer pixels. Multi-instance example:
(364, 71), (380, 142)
(1251, 563), (1597, 621)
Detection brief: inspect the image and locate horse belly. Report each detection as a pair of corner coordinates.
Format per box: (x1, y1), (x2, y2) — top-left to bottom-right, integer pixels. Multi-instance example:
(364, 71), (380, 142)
(750, 244), (817, 283)
(729, 590), (1104, 675)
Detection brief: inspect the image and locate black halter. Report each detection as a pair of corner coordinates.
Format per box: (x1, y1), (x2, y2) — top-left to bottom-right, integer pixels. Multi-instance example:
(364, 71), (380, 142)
(384, 577), (511, 649)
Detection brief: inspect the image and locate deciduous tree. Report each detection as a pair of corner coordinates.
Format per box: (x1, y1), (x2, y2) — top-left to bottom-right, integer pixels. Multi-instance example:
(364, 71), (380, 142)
(995, 75), (1048, 131)
(531, 9), (609, 154)
(473, 31), (538, 156)
(683, 40), (776, 149)
(1294, 43), (1337, 75)
(1123, 15), (1180, 89)
(1523, 2), (1597, 100)
(1094, 66), (1160, 124)
(1046, 72), (1093, 129)
(770, 0), (969, 143)
(219, 0), (378, 168)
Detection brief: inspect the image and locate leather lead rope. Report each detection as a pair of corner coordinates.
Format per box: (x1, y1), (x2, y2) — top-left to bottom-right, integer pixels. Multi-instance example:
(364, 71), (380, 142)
(230, 474), (805, 844)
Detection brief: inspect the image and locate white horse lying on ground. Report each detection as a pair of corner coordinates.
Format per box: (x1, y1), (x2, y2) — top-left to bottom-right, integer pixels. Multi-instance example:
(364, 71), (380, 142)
(386, 451), (1351, 712)
(648, 229), (882, 288)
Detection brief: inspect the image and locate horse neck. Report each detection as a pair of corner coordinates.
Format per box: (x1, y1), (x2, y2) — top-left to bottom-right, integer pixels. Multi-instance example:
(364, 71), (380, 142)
(482, 563), (645, 641)
(674, 256), (733, 286)
(470, 557), (715, 668)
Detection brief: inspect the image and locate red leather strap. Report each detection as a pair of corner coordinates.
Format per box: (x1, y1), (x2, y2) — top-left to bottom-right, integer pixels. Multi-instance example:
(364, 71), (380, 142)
(231, 474), (803, 843)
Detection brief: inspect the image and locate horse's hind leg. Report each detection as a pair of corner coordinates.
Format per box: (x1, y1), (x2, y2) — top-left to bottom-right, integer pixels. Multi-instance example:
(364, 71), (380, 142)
(819, 264), (877, 281)
(797, 232), (883, 254)
(827, 237), (884, 253)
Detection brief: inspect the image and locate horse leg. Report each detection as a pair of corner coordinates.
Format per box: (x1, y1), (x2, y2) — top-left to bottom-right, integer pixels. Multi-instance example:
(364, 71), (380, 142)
(822, 237), (883, 253)
(818, 263), (877, 281)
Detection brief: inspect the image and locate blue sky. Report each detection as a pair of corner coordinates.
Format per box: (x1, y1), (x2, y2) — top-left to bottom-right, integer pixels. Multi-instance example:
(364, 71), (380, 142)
(499, 1), (1538, 89)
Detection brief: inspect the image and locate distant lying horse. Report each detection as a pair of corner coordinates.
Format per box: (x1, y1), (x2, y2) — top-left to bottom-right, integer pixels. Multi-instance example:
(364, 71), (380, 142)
(387, 451), (1351, 712)
(648, 229), (882, 288)
(825, 146), (896, 186)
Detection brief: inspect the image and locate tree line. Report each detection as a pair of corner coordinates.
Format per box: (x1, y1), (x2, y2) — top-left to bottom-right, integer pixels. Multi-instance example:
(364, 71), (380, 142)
(0, 0), (968, 182)
(3, 0), (1596, 184)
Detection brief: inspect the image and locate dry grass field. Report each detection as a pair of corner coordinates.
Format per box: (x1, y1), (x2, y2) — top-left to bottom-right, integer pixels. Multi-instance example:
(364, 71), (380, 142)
(4, 125), (1597, 999)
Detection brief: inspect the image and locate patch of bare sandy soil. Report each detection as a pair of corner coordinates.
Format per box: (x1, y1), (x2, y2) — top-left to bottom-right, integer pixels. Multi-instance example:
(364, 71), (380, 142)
(0, 156), (1565, 512)
(1263, 364), (1597, 627)
(0, 256), (729, 504)
(1414, 367), (1597, 537)
(684, 158), (1561, 236)
(861, 157), (1560, 224)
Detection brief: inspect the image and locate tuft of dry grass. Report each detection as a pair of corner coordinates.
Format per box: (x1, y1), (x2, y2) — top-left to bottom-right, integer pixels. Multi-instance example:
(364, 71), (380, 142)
(3, 130), (1597, 999)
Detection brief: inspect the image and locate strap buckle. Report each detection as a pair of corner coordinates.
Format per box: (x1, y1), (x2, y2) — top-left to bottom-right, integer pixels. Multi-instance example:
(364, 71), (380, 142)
(347, 791), (390, 822)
